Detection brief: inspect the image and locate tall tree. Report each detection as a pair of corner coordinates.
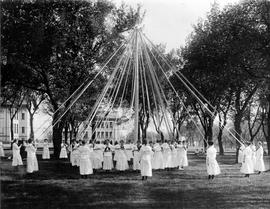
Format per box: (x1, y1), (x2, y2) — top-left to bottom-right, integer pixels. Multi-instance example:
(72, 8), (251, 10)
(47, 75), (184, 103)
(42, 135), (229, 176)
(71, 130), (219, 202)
(1, 0), (142, 158)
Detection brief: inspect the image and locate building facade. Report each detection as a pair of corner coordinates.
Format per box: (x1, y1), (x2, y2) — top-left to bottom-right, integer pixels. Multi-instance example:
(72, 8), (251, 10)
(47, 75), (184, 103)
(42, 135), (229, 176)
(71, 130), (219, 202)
(0, 105), (30, 143)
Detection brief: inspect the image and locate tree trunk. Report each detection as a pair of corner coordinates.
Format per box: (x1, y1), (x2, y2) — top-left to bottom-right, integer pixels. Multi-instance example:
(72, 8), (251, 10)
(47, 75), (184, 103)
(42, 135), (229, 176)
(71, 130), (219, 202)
(52, 113), (64, 159)
(217, 129), (224, 155)
(64, 123), (69, 144)
(10, 118), (14, 141)
(29, 113), (34, 139)
(234, 114), (242, 162)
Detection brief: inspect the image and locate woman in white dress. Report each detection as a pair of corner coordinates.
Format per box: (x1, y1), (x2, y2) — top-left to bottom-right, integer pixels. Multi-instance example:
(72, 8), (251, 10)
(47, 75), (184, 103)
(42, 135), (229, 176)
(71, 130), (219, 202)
(59, 141), (68, 159)
(238, 144), (245, 164)
(240, 142), (254, 177)
(133, 141), (141, 171)
(115, 140), (129, 171)
(78, 140), (93, 178)
(161, 140), (172, 170)
(0, 141), (5, 157)
(12, 139), (23, 167)
(139, 139), (153, 180)
(254, 141), (265, 174)
(177, 140), (189, 170)
(171, 141), (178, 168)
(152, 140), (164, 170)
(125, 140), (134, 169)
(70, 140), (78, 166)
(206, 141), (220, 179)
(103, 140), (113, 171)
(92, 141), (104, 170)
(42, 139), (50, 159)
(25, 139), (39, 173)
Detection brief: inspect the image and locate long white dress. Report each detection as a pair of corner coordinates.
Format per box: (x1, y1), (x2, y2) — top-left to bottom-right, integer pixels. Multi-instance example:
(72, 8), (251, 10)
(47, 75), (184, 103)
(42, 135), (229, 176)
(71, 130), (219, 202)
(59, 143), (68, 159)
(206, 145), (220, 175)
(92, 144), (104, 169)
(26, 144), (39, 173)
(139, 145), (153, 177)
(152, 143), (164, 169)
(162, 143), (172, 168)
(240, 146), (254, 174)
(238, 144), (245, 163)
(133, 145), (141, 170)
(12, 143), (23, 166)
(42, 142), (50, 159)
(78, 145), (93, 175)
(115, 145), (129, 171)
(125, 143), (134, 161)
(177, 144), (188, 168)
(254, 146), (265, 172)
(103, 146), (113, 170)
(0, 142), (5, 157)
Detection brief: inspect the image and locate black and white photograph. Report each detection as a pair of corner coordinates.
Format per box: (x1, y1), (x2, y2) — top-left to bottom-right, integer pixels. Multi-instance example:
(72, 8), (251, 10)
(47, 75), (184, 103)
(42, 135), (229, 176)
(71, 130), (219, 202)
(0, 0), (270, 208)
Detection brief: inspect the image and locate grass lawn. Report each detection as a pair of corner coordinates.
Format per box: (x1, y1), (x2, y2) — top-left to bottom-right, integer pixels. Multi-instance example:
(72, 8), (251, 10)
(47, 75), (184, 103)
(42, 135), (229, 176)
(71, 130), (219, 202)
(1, 153), (270, 209)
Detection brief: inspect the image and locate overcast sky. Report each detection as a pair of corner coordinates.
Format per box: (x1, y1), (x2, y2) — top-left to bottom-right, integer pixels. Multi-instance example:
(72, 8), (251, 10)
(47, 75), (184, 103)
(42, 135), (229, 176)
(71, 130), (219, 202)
(114, 0), (240, 51)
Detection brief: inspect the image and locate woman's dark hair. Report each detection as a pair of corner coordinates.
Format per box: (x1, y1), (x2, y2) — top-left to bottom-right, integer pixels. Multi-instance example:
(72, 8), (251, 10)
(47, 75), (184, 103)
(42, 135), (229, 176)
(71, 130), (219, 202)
(142, 139), (147, 145)
(28, 138), (33, 144)
(82, 140), (86, 145)
(208, 141), (214, 146)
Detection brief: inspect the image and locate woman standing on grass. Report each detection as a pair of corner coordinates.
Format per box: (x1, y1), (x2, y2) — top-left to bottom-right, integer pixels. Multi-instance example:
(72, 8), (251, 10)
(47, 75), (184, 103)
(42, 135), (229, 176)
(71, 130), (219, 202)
(240, 142), (254, 177)
(139, 139), (153, 180)
(254, 141), (265, 174)
(103, 140), (113, 171)
(206, 141), (220, 180)
(42, 139), (50, 159)
(25, 138), (39, 173)
(78, 140), (93, 178)
(152, 140), (164, 170)
(59, 140), (68, 159)
(12, 139), (23, 167)
(177, 140), (188, 170)
(115, 140), (129, 171)
(161, 140), (172, 170)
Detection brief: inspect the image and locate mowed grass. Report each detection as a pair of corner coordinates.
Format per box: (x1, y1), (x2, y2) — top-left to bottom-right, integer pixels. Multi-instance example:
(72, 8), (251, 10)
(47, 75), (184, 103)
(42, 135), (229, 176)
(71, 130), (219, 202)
(1, 153), (270, 209)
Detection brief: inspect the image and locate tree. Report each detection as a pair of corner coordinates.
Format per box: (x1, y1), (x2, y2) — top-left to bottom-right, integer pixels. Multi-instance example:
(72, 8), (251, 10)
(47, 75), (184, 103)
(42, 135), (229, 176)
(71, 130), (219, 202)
(25, 90), (46, 139)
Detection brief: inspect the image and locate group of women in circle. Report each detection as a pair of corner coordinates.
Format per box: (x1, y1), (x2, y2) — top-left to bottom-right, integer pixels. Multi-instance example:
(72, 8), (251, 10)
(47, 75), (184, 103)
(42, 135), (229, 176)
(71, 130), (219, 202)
(60, 138), (189, 179)
(8, 136), (266, 180)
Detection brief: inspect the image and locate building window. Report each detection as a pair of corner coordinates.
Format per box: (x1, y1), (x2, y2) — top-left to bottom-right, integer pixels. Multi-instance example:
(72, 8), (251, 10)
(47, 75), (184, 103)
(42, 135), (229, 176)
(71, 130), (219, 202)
(22, 113), (25, 120)
(101, 132), (104, 138)
(22, 127), (25, 134)
(109, 132), (112, 138)
(97, 132), (100, 138)
(110, 122), (113, 128)
(17, 124), (19, 134)
(106, 122), (108, 128)
(101, 122), (104, 128)
(105, 132), (108, 138)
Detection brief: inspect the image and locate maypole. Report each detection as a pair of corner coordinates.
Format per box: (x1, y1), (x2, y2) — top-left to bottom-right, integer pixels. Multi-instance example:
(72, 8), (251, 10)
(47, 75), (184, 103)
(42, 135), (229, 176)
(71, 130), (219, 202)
(134, 28), (140, 142)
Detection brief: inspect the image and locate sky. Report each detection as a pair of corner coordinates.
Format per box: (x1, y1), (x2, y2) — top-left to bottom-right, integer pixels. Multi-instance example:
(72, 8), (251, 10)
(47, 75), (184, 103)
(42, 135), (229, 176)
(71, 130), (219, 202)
(113, 0), (240, 51)
(35, 0), (241, 139)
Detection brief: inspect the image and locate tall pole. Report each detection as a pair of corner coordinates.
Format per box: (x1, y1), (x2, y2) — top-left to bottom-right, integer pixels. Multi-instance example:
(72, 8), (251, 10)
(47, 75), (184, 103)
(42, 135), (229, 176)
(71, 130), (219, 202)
(134, 29), (140, 142)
